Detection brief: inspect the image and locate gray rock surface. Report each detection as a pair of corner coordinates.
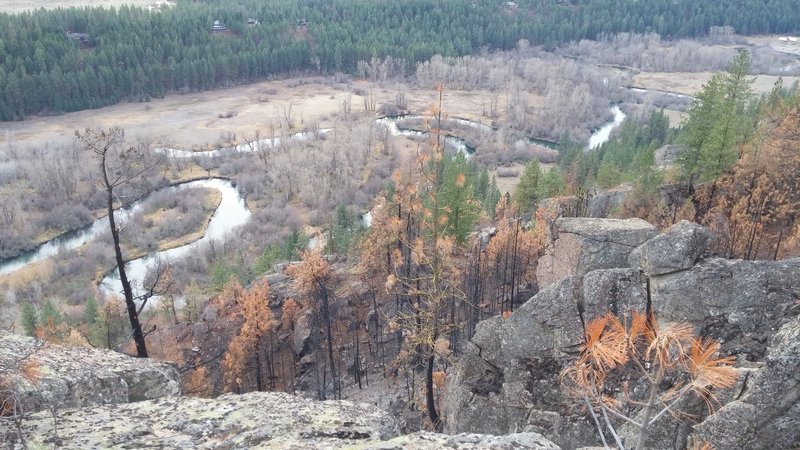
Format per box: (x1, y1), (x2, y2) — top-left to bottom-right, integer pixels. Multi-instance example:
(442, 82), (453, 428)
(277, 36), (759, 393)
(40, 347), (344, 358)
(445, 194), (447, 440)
(536, 218), (657, 288)
(628, 220), (714, 276)
(0, 390), (560, 449)
(0, 332), (180, 413)
(2, 391), (395, 449)
(693, 316), (800, 450)
(654, 144), (684, 168)
(587, 184), (632, 218)
(582, 268), (648, 317)
(501, 276), (583, 362)
(443, 317), (509, 436)
(447, 277), (599, 448)
(447, 219), (799, 449)
(293, 310), (314, 358)
(651, 257), (800, 359)
(372, 432), (561, 449)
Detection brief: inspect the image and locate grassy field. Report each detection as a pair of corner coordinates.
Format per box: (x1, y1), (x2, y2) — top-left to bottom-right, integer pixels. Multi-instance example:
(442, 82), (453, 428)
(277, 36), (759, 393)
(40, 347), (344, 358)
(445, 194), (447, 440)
(0, 78), (520, 153)
(633, 72), (799, 96)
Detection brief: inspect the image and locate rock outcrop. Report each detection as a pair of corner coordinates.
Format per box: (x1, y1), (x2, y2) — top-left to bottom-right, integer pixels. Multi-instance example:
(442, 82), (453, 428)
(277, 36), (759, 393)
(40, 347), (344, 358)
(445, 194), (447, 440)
(654, 144), (683, 169)
(536, 218), (657, 289)
(4, 392), (395, 449)
(0, 332), (180, 413)
(628, 220), (714, 276)
(2, 390), (560, 449)
(587, 183), (632, 218)
(693, 316), (800, 450)
(446, 218), (800, 449)
(0, 332), (561, 449)
(652, 257), (800, 360)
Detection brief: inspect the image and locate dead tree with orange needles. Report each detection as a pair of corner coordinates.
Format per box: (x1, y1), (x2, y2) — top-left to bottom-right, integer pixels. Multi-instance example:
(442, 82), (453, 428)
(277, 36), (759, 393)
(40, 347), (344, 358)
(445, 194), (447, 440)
(370, 85), (465, 431)
(221, 277), (276, 393)
(561, 313), (738, 450)
(287, 248), (340, 400)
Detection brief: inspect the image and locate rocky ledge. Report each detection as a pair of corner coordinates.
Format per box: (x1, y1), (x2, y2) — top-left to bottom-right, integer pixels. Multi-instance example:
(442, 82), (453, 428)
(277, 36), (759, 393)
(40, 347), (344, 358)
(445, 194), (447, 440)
(0, 332), (180, 413)
(2, 390), (559, 449)
(447, 218), (800, 449)
(1, 333), (560, 449)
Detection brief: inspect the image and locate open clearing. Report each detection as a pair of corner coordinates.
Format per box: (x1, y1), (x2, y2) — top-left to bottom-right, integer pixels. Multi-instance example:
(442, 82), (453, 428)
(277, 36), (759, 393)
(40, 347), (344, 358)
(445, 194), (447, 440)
(0, 79), (523, 152)
(0, 0), (162, 14)
(633, 72), (798, 96)
(746, 35), (800, 57)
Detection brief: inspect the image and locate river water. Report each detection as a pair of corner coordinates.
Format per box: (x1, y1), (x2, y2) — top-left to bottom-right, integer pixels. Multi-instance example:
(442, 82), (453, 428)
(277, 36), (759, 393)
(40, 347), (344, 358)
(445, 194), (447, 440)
(99, 178), (250, 299)
(0, 199), (146, 276)
(587, 105), (626, 150)
(156, 129), (333, 158)
(1, 109), (624, 285)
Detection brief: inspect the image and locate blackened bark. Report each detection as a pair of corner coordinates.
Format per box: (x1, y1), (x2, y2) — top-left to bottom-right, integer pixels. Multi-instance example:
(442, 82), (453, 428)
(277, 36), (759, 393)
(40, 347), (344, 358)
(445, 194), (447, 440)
(106, 188), (148, 358)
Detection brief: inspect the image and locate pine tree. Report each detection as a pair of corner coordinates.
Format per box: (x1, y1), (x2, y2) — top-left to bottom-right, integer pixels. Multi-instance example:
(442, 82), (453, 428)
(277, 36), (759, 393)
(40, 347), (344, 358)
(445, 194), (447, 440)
(39, 299), (62, 326)
(84, 297), (99, 327)
(514, 158), (542, 213)
(680, 51), (755, 184)
(537, 167), (565, 199)
(439, 153), (481, 244)
(222, 278), (276, 393)
(20, 302), (37, 337)
(359, 86), (464, 431)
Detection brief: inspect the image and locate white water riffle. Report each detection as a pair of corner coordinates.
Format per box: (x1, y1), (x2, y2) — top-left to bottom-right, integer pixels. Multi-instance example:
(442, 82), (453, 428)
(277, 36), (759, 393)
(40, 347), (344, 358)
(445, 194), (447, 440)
(99, 178), (250, 300)
(376, 115), (427, 138)
(587, 105), (626, 150)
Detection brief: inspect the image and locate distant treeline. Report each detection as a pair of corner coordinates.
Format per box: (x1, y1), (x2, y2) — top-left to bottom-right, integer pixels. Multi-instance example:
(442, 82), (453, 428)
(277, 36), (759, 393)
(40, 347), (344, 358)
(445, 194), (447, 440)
(1, 0), (797, 120)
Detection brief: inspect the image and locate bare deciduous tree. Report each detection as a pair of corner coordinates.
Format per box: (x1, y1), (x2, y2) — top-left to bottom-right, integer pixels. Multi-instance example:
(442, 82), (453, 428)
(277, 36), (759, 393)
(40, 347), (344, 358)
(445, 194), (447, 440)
(77, 127), (163, 358)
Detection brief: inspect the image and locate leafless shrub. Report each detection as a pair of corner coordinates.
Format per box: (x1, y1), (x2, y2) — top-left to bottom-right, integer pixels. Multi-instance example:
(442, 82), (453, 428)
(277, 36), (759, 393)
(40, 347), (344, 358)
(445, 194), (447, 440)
(217, 111), (237, 119)
(496, 168), (519, 177)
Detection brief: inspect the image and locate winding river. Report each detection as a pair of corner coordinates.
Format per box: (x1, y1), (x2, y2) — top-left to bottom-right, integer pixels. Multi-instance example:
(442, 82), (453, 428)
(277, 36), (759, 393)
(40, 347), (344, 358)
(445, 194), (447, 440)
(156, 129), (334, 158)
(99, 178), (250, 299)
(1, 108), (624, 293)
(0, 199), (146, 276)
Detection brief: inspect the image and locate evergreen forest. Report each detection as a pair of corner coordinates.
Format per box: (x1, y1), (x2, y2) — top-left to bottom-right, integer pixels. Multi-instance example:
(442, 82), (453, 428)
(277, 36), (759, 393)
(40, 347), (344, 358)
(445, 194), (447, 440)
(1, 0), (798, 120)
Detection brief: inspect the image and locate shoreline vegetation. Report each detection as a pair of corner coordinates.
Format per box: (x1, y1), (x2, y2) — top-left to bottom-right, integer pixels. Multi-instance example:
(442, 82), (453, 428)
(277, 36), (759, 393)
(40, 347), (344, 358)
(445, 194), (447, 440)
(1, 185), (223, 287)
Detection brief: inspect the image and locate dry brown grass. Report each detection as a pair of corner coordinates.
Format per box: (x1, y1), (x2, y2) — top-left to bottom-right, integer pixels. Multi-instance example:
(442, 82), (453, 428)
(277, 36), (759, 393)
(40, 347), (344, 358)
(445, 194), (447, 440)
(633, 71), (799, 96)
(2, 79), (513, 154)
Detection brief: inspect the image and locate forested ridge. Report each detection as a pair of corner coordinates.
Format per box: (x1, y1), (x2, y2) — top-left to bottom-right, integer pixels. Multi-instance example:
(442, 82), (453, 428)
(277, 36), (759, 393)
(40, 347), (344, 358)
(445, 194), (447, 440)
(1, 0), (799, 120)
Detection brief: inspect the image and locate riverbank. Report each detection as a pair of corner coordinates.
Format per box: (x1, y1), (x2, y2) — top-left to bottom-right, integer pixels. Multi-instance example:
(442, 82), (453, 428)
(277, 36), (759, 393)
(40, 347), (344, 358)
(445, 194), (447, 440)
(0, 185), (223, 291)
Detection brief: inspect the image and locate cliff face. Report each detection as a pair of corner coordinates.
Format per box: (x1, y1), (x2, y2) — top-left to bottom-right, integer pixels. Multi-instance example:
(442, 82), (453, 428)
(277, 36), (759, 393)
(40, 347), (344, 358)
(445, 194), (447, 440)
(445, 219), (800, 450)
